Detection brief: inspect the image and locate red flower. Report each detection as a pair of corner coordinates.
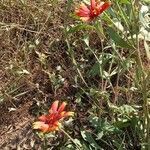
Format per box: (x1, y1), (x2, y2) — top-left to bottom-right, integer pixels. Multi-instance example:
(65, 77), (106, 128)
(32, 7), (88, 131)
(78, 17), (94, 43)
(33, 100), (74, 133)
(75, 0), (111, 22)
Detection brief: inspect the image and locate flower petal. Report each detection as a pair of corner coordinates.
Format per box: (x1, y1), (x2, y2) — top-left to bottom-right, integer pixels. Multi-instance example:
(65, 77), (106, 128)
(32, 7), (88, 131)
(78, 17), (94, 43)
(75, 3), (90, 17)
(47, 121), (61, 132)
(49, 100), (59, 113)
(60, 111), (74, 118)
(80, 16), (91, 22)
(47, 125), (59, 132)
(98, 1), (111, 14)
(33, 121), (49, 132)
(58, 102), (67, 113)
(64, 111), (74, 117)
(90, 0), (96, 10)
(38, 115), (47, 122)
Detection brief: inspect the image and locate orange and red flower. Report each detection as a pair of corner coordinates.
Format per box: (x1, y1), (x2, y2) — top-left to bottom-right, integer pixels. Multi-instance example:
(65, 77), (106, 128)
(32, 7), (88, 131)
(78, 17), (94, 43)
(33, 100), (74, 133)
(75, 0), (111, 22)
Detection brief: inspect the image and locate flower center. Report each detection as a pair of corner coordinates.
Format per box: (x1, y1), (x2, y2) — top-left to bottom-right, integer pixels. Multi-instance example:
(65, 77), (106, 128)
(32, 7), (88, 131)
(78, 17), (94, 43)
(92, 7), (99, 16)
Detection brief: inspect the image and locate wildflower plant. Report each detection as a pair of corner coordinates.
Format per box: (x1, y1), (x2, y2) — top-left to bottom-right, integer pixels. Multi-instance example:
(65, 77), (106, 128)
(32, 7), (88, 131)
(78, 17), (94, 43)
(65, 0), (150, 149)
(0, 0), (149, 149)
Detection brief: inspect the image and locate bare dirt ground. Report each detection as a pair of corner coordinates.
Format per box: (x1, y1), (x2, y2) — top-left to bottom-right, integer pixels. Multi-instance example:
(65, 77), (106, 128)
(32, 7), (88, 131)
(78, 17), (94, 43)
(0, 99), (36, 149)
(0, 1), (70, 149)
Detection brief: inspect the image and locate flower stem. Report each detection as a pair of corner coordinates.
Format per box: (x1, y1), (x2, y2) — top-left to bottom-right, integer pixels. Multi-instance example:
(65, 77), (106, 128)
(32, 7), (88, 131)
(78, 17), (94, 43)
(42, 135), (48, 150)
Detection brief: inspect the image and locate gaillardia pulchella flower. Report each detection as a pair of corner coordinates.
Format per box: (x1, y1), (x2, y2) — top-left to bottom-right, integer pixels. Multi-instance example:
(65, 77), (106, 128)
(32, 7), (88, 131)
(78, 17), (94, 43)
(33, 100), (74, 133)
(75, 0), (111, 22)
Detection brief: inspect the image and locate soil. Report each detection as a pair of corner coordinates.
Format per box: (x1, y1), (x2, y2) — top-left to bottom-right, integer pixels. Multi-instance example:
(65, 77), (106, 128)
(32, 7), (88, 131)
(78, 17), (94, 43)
(0, 1), (72, 150)
(0, 99), (39, 149)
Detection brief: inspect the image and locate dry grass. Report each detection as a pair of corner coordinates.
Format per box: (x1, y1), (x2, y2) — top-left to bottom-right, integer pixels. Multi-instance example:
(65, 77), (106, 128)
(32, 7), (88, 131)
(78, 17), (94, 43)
(0, 1), (77, 148)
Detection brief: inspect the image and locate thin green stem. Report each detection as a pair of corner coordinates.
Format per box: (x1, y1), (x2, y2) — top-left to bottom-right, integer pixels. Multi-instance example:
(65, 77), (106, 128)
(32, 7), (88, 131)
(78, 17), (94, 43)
(42, 135), (48, 150)
(66, 39), (88, 87)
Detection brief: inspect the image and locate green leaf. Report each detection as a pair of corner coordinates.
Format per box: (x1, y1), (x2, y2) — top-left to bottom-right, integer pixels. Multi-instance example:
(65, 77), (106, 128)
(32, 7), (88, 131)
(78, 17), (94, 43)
(88, 62), (101, 77)
(108, 102), (136, 116)
(107, 27), (133, 49)
(114, 119), (131, 129)
(73, 139), (82, 147)
(96, 131), (104, 140)
(81, 131), (101, 149)
(89, 116), (100, 128)
(83, 34), (90, 47)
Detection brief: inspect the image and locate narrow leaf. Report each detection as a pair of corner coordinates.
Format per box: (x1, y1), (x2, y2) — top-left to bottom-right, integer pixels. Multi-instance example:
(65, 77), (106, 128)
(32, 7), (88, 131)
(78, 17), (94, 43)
(107, 27), (133, 49)
(81, 131), (101, 149)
